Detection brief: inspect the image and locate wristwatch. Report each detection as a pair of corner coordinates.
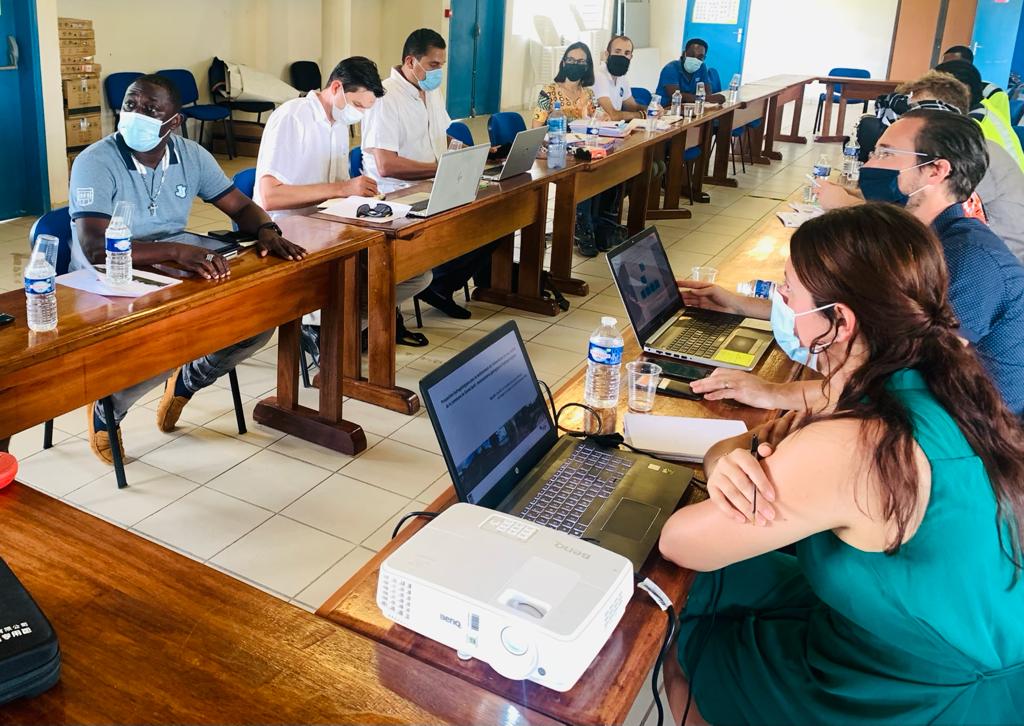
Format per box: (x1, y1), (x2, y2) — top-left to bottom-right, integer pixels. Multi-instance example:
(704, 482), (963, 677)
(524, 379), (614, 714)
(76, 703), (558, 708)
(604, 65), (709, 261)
(257, 221), (282, 236)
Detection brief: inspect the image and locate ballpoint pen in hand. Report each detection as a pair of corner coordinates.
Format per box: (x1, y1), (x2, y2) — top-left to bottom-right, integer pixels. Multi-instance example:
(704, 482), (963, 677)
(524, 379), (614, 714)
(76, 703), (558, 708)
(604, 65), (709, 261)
(750, 434), (760, 523)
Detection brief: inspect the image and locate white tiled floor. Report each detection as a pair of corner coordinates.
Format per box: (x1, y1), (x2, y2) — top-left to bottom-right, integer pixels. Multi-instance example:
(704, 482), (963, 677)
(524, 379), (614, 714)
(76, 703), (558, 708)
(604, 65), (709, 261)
(4, 97), (841, 724)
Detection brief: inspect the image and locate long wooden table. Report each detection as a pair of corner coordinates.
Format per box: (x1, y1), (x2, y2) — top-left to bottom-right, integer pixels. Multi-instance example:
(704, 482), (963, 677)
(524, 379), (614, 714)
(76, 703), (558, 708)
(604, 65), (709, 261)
(815, 75), (901, 143)
(0, 217), (379, 458)
(0, 483), (557, 725)
(317, 201), (803, 726)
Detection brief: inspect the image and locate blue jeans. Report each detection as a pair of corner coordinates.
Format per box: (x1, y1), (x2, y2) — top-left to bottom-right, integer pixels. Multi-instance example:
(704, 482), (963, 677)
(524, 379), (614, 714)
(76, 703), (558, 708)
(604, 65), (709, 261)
(94, 329), (274, 425)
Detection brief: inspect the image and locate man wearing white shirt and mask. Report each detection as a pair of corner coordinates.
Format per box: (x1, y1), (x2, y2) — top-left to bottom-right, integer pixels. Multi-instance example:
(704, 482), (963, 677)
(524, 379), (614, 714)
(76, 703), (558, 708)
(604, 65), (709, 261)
(361, 28), (493, 321)
(593, 35), (646, 121)
(256, 56), (431, 347)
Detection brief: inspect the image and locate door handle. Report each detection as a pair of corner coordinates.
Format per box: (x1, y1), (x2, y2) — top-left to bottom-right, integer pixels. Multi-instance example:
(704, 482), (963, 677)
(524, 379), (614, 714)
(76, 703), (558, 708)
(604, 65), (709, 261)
(0, 35), (18, 71)
(736, 27), (743, 43)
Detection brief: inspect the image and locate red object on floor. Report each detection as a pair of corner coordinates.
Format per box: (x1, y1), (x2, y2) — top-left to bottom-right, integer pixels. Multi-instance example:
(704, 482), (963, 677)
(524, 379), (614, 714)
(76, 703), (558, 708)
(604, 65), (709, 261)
(0, 452), (17, 489)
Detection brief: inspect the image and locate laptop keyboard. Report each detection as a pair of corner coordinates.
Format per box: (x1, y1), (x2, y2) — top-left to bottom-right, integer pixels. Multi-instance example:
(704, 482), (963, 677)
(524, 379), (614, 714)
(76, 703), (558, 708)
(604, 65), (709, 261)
(663, 312), (737, 358)
(483, 164), (503, 176)
(518, 443), (634, 536)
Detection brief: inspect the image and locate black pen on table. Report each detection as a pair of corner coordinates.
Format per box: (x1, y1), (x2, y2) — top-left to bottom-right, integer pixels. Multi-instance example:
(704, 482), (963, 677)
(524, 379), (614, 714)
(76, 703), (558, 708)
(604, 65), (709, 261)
(750, 434), (759, 523)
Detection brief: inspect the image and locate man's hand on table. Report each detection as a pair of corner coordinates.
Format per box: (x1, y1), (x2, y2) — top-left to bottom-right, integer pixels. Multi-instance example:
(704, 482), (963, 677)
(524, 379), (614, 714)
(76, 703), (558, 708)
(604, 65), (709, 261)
(815, 179), (860, 210)
(255, 227), (307, 261)
(173, 243), (231, 280)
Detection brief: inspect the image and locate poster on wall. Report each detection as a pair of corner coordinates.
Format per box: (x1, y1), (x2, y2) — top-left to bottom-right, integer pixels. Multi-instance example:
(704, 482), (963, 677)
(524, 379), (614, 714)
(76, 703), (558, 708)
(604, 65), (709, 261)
(691, 0), (740, 24)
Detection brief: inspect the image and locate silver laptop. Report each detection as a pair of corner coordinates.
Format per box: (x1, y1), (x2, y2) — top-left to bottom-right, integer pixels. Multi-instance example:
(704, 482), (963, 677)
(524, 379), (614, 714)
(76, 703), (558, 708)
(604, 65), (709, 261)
(607, 227), (774, 371)
(481, 126), (548, 181)
(392, 143), (490, 218)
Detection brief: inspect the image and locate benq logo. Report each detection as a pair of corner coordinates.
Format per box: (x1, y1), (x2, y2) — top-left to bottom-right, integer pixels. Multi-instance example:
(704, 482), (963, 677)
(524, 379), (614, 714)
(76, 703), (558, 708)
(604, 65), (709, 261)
(554, 541), (591, 559)
(439, 613), (462, 629)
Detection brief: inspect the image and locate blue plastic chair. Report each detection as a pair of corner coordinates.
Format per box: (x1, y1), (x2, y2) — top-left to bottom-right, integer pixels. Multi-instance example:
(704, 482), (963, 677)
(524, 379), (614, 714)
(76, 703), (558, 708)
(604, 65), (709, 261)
(157, 68), (235, 158)
(814, 67), (871, 134)
(103, 71), (144, 124)
(487, 112), (526, 146)
(1011, 99), (1024, 126)
(632, 87), (652, 107)
(349, 146), (363, 178)
(233, 167), (256, 198)
(447, 121), (474, 146)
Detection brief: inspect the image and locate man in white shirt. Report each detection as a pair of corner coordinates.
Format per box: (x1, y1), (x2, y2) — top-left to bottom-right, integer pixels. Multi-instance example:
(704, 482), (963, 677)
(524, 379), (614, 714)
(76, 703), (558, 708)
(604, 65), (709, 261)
(256, 56), (431, 346)
(593, 35), (647, 121)
(361, 28), (492, 320)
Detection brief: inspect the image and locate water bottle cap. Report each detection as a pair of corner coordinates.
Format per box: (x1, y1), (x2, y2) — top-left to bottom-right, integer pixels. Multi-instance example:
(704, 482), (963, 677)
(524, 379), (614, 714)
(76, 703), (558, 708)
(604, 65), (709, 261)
(601, 316), (617, 327)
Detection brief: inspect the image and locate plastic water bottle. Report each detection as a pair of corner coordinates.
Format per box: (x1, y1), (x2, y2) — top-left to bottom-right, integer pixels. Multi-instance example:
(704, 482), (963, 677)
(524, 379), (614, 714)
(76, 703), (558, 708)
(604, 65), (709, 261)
(694, 82), (707, 116)
(843, 132), (861, 181)
(670, 90), (683, 117)
(728, 73), (741, 104)
(547, 102), (567, 170)
(25, 235), (58, 332)
(736, 279), (777, 299)
(584, 317), (624, 434)
(587, 111), (601, 146)
(812, 153), (832, 181)
(105, 200), (134, 286)
(646, 95), (660, 133)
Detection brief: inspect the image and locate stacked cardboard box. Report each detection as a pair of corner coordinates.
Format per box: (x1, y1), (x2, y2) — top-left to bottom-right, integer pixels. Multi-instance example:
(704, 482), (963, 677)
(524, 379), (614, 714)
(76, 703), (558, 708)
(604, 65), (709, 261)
(59, 17), (101, 170)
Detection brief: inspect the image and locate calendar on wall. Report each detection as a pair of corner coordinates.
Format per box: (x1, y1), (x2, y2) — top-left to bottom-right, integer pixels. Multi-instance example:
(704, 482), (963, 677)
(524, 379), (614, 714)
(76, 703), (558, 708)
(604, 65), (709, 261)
(691, 0), (740, 24)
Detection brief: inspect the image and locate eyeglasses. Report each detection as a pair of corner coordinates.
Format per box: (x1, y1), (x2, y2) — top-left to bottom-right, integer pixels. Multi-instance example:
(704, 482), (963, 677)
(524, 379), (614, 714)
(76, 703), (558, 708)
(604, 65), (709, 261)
(356, 203), (392, 219)
(563, 58), (588, 66)
(867, 147), (934, 161)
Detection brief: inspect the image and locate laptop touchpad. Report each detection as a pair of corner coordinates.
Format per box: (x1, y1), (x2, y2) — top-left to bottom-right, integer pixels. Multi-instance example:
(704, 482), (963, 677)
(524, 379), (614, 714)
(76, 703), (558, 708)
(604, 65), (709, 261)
(600, 498), (660, 541)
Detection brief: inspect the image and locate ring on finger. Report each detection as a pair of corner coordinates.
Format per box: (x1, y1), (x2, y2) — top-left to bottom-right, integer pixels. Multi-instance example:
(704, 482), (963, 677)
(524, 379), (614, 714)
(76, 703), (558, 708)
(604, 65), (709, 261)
(205, 253), (215, 262)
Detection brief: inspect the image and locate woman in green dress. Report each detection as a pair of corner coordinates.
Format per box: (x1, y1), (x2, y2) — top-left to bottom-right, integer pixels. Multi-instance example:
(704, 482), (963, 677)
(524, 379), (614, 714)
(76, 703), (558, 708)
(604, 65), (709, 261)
(661, 203), (1024, 725)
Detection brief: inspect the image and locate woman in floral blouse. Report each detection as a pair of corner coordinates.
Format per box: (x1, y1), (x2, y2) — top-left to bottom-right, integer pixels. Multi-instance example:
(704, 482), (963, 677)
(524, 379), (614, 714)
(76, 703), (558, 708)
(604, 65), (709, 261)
(532, 42), (624, 257)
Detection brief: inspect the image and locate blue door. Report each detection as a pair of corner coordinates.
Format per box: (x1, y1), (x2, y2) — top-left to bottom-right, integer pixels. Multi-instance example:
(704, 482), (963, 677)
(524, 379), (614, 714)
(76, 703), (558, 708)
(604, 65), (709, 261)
(0, 0), (49, 220)
(971, 0), (1024, 87)
(446, 0), (505, 118)
(681, 0), (751, 85)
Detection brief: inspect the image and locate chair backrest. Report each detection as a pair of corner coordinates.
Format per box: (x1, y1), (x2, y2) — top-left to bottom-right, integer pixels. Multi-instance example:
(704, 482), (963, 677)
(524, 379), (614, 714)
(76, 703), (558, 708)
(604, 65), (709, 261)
(104, 71), (144, 116)
(233, 168), (256, 199)
(156, 68), (200, 106)
(349, 146), (363, 178)
(290, 61), (322, 93)
(447, 121), (474, 147)
(632, 86), (652, 107)
(28, 207), (73, 275)
(828, 67), (871, 80)
(487, 111), (527, 146)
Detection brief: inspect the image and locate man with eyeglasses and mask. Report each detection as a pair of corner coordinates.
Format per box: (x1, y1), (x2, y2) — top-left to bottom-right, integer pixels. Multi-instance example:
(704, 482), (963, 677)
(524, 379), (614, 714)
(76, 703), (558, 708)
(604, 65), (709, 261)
(656, 38), (726, 105)
(679, 110), (1024, 419)
(361, 28), (493, 324)
(68, 74), (307, 464)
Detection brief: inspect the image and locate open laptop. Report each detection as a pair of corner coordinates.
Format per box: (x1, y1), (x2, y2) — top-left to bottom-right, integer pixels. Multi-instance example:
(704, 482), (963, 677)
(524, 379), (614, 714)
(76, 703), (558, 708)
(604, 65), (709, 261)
(391, 143), (490, 218)
(607, 226), (774, 371)
(481, 126), (548, 182)
(419, 321), (692, 571)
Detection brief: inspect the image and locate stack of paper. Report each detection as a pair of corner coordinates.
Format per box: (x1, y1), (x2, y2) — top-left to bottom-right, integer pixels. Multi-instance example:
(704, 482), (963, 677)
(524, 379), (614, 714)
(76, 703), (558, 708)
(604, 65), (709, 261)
(57, 268), (181, 298)
(777, 202), (825, 228)
(318, 196), (412, 221)
(623, 413), (747, 463)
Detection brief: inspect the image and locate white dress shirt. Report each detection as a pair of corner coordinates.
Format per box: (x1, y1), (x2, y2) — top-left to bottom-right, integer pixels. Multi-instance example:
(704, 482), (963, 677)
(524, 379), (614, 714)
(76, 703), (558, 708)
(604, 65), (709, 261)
(361, 66), (452, 192)
(254, 90), (350, 221)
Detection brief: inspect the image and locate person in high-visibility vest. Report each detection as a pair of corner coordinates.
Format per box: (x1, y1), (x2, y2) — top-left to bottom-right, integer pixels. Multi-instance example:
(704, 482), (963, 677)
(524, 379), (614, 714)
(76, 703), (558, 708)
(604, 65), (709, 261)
(935, 59), (1024, 172)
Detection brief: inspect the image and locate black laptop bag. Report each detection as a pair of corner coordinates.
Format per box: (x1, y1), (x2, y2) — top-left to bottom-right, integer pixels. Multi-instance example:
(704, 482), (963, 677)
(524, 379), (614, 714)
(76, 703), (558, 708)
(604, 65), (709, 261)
(0, 557), (60, 705)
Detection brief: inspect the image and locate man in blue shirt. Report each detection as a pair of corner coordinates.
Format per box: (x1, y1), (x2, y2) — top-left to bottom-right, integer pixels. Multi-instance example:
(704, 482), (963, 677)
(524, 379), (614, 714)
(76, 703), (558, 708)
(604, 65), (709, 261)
(656, 38), (725, 105)
(70, 74), (307, 463)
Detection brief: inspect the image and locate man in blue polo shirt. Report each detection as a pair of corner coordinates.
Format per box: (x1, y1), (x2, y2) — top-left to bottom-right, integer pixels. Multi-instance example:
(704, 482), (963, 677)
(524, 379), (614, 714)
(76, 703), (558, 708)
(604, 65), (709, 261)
(69, 74), (307, 463)
(656, 38), (726, 105)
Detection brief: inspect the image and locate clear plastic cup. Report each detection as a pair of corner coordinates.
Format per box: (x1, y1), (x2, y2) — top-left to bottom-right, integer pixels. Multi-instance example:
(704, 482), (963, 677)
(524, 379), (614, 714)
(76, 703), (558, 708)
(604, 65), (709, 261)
(690, 266), (718, 283)
(627, 360), (662, 413)
(683, 103), (696, 120)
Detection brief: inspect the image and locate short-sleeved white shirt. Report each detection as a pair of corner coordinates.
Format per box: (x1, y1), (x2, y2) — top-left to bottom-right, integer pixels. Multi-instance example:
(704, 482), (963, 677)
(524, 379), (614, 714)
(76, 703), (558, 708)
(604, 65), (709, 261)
(593, 62), (633, 112)
(361, 66), (451, 192)
(254, 91), (350, 221)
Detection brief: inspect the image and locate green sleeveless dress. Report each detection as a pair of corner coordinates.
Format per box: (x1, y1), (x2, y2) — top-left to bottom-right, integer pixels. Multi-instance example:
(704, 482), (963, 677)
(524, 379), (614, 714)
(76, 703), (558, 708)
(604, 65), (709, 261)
(677, 369), (1024, 724)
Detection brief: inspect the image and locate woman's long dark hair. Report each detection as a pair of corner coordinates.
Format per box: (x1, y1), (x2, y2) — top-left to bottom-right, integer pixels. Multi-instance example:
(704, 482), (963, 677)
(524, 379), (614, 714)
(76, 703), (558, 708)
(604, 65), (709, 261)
(554, 42), (595, 87)
(791, 203), (1024, 575)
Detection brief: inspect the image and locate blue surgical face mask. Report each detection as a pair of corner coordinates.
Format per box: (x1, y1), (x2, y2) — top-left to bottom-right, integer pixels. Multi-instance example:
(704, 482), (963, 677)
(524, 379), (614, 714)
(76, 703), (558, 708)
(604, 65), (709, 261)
(770, 289), (837, 366)
(118, 111), (172, 152)
(415, 59), (443, 91)
(857, 160), (934, 206)
(683, 56), (703, 74)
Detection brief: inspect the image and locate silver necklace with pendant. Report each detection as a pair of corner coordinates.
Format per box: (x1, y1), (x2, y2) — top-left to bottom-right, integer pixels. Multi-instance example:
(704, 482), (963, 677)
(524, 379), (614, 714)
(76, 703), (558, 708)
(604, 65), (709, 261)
(144, 163), (167, 216)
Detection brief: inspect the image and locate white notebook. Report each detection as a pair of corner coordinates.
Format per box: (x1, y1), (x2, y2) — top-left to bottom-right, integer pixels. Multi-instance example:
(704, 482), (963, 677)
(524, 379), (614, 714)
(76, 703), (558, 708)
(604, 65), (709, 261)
(623, 414), (747, 463)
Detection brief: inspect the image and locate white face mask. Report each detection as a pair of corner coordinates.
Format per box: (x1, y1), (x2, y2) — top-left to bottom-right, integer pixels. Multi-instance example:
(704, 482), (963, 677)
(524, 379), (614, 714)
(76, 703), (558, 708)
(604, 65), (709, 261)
(333, 96), (364, 125)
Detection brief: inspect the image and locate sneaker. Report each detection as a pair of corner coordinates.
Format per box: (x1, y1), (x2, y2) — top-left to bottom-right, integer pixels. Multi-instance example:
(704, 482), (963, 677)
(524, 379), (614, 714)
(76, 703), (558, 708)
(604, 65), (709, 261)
(87, 406), (123, 465)
(596, 223), (627, 252)
(156, 367), (192, 432)
(575, 224), (598, 258)
(417, 288), (472, 319)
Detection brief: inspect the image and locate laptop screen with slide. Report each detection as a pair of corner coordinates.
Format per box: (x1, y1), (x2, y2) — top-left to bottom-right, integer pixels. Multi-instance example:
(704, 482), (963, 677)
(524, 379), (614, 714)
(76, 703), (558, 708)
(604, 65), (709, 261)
(607, 227), (685, 343)
(419, 323), (558, 510)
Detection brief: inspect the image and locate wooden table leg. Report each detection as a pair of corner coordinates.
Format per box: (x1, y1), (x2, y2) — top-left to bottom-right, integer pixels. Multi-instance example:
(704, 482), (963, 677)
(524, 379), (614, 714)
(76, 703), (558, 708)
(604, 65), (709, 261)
(704, 110), (739, 188)
(548, 175), (590, 297)
(776, 84), (808, 144)
(254, 260), (367, 454)
(814, 82), (847, 142)
(342, 254), (360, 381)
(749, 100), (771, 165)
(646, 134), (693, 221)
(626, 145), (654, 234)
(763, 94), (783, 161)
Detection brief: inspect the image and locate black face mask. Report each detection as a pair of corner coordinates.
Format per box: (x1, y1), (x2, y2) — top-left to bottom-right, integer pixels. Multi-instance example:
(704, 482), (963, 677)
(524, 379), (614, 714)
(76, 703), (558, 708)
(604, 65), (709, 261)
(563, 63), (588, 82)
(606, 55), (630, 77)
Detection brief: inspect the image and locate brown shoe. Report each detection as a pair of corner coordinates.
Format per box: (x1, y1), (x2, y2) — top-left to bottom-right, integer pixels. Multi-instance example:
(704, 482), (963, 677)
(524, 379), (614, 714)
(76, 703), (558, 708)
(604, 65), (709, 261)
(156, 368), (191, 433)
(86, 406), (123, 465)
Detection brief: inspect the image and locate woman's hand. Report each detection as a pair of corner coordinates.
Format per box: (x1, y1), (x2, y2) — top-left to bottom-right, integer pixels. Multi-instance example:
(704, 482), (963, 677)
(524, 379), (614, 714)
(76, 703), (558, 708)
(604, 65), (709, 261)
(706, 446), (776, 526)
(690, 369), (784, 409)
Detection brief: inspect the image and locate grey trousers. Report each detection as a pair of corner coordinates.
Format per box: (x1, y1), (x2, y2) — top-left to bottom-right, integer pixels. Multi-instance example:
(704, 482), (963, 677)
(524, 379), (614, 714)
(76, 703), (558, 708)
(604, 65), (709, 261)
(94, 329), (274, 425)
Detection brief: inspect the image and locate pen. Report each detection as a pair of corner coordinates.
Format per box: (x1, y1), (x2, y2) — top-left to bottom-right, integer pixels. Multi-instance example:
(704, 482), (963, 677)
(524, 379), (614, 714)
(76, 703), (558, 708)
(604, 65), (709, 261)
(750, 434), (759, 523)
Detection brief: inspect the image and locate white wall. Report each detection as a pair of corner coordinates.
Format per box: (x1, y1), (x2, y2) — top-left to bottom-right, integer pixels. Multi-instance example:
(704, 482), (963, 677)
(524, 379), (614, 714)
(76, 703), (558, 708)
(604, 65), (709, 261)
(35, 0), (69, 206)
(741, 0), (899, 83)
